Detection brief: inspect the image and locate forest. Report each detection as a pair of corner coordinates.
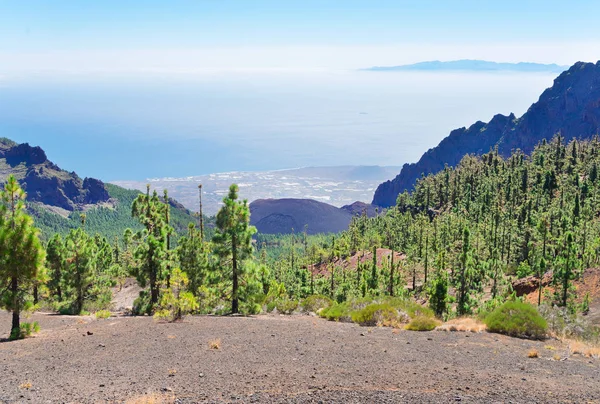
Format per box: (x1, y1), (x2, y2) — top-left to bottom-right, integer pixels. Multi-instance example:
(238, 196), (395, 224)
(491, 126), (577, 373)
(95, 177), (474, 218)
(1, 135), (599, 342)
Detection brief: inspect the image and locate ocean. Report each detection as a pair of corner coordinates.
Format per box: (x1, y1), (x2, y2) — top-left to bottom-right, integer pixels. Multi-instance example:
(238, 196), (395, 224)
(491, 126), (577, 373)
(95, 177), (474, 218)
(0, 70), (557, 181)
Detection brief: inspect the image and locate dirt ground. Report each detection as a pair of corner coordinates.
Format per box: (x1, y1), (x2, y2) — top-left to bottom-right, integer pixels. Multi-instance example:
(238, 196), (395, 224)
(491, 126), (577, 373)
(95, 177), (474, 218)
(0, 312), (599, 403)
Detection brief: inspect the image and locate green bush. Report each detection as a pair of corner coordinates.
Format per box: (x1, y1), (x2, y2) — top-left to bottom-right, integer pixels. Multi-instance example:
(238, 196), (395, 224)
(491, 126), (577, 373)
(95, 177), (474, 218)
(301, 295), (334, 313)
(351, 303), (399, 327)
(485, 301), (547, 339)
(10, 321), (41, 340)
(132, 291), (153, 316)
(406, 316), (439, 331)
(383, 297), (434, 319)
(319, 302), (351, 322)
(95, 310), (112, 319)
(275, 298), (299, 314)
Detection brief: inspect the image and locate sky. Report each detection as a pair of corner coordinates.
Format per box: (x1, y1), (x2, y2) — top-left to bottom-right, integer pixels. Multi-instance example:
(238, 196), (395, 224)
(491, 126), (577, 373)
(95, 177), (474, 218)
(1, 0), (600, 75)
(0, 1), (598, 182)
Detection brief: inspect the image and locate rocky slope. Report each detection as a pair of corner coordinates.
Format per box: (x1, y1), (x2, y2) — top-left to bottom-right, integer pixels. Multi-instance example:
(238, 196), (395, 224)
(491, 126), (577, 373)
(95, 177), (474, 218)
(0, 137), (110, 211)
(373, 61), (600, 207)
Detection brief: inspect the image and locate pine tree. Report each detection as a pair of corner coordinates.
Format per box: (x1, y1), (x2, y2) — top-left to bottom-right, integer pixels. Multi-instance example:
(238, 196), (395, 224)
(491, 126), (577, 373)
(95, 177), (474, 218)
(0, 176), (46, 339)
(212, 184), (256, 314)
(63, 215), (97, 314)
(46, 234), (66, 301)
(456, 226), (475, 316)
(131, 185), (171, 309)
(178, 223), (209, 295)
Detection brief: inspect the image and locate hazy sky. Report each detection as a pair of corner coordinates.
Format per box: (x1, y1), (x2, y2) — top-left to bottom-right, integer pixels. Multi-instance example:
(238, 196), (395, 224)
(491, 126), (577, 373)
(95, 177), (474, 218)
(1, 1), (599, 75)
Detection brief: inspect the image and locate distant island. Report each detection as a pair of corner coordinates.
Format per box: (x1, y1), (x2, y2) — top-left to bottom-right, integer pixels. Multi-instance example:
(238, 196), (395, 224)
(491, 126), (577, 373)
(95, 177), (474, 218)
(363, 59), (568, 73)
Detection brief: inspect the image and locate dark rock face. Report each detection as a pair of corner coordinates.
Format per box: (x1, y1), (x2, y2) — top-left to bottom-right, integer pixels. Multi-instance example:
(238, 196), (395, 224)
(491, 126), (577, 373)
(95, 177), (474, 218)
(0, 140), (111, 210)
(4, 143), (48, 166)
(340, 201), (378, 217)
(250, 198), (353, 235)
(373, 61), (600, 207)
(83, 178), (110, 204)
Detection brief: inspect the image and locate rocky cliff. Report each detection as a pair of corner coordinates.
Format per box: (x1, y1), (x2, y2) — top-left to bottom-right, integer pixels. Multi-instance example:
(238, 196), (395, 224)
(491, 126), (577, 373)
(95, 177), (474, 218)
(373, 61), (600, 207)
(0, 138), (110, 210)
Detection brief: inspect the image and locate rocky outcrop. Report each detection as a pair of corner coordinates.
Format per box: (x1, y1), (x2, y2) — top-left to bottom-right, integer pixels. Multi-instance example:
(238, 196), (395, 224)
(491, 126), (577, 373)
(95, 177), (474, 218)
(0, 139), (110, 210)
(340, 201), (378, 217)
(373, 61), (600, 207)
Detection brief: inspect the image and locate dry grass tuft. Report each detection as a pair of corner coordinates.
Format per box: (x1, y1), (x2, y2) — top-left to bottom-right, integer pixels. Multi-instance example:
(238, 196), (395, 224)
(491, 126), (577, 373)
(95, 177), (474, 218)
(209, 338), (221, 350)
(527, 349), (539, 358)
(437, 317), (486, 333)
(19, 381), (32, 390)
(544, 345), (556, 351)
(392, 328), (400, 334)
(553, 353), (562, 361)
(168, 369), (177, 377)
(125, 393), (175, 404)
(566, 340), (600, 359)
(167, 335), (176, 339)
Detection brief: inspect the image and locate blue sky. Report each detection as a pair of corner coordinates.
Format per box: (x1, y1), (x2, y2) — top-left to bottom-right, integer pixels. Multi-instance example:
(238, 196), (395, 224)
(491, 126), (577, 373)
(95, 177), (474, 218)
(1, 1), (599, 73)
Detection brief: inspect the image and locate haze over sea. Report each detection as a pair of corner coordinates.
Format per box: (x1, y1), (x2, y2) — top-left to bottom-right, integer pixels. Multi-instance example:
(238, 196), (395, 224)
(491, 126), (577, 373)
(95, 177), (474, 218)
(0, 70), (557, 181)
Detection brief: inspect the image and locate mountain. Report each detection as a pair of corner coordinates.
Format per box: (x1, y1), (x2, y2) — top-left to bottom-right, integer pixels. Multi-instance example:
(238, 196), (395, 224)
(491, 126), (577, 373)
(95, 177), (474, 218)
(0, 137), (110, 211)
(250, 198), (355, 235)
(0, 137), (200, 240)
(373, 61), (600, 207)
(364, 60), (568, 73)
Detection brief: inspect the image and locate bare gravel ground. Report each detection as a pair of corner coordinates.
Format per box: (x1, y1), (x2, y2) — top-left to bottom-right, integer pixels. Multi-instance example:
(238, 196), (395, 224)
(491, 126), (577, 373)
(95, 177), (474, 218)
(0, 312), (599, 403)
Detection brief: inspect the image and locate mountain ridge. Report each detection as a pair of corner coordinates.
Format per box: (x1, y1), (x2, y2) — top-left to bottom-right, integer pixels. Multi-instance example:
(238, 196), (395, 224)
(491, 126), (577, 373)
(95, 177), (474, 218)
(0, 137), (200, 240)
(364, 59), (568, 73)
(373, 60), (600, 207)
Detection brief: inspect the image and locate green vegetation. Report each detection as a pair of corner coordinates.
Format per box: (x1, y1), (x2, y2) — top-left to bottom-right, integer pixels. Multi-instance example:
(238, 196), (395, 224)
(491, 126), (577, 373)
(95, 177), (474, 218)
(0, 176), (46, 339)
(301, 294), (333, 313)
(351, 303), (398, 326)
(485, 301), (547, 339)
(154, 268), (198, 322)
(29, 184), (210, 242)
(4, 135), (600, 342)
(212, 184), (258, 314)
(406, 316), (439, 331)
(95, 310), (111, 319)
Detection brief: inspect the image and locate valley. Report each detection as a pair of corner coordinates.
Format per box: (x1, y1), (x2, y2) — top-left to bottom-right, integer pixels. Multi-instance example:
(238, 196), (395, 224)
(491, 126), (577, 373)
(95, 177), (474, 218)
(2, 2), (600, 401)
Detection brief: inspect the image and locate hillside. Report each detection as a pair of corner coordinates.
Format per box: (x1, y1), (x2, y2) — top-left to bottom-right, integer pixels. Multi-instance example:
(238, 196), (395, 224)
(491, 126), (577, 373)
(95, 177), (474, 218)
(30, 184), (203, 241)
(250, 198), (355, 235)
(373, 60), (600, 207)
(0, 137), (200, 240)
(365, 59), (567, 73)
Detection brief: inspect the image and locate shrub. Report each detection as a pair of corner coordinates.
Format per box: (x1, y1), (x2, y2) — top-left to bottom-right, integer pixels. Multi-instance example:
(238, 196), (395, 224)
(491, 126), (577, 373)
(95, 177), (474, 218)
(208, 339), (221, 350)
(351, 303), (399, 327)
(11, 322), (41, 340)
(484, 301), (547, 339)
(406, 316), (439, 331)
(95, 310), (111, 319)
(132, 291), (153, 316)
(428, 271), (449, 317)
(528, 349), (539, 358)
(154, 268), (199, 322)
(538, 304), (600, 342)
(274, 298), (298, 314)
(383, 297), (434, 319)
(301, 295), (334, 313)
(319, 302), (351, 322)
